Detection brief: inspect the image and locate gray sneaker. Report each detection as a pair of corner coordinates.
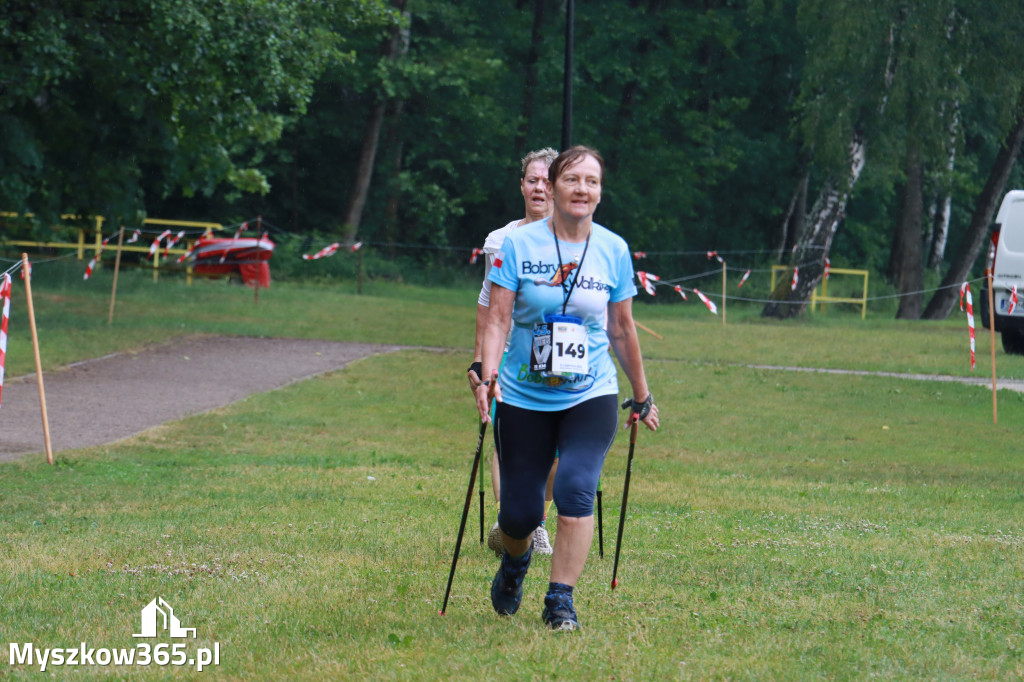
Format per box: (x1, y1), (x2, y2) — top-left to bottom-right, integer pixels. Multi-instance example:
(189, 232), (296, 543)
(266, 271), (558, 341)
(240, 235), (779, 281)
(487, 522), (505, 557)
(532, 525), (553, 555)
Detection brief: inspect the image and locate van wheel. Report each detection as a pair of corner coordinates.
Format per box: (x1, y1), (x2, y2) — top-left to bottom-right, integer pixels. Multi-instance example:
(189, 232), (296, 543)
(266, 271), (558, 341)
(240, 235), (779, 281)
(1002, 331), (1024, 355)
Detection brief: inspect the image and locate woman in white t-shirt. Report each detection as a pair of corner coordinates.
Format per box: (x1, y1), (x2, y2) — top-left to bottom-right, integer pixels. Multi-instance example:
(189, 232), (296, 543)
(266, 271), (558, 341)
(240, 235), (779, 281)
(467, 147), (559, 558)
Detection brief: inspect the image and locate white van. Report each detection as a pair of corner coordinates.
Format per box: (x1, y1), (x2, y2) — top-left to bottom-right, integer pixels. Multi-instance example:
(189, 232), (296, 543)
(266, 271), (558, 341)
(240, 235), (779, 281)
(981, 189), (1024, 354)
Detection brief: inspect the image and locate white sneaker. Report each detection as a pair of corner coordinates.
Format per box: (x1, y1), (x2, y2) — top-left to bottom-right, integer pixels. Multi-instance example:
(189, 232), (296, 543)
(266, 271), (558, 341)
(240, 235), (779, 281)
(533, 525), (553, 555)
(487, 522), (505, 557)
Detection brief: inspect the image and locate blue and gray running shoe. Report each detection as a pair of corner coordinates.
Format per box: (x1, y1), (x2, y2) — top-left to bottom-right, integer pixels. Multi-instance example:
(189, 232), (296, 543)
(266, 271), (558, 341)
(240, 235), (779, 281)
(490, 545), (533, 615)
(542, 591), (580, 632)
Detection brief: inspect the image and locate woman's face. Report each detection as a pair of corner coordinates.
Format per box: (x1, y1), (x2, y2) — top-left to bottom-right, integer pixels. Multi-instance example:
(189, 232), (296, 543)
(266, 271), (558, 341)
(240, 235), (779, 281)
(521, 159), (552, 221)
(551, 154), (602, 222)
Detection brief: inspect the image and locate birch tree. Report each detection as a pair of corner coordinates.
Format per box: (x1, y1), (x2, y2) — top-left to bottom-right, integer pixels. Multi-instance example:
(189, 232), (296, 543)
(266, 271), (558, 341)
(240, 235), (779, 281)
(762, 1), (901, 318)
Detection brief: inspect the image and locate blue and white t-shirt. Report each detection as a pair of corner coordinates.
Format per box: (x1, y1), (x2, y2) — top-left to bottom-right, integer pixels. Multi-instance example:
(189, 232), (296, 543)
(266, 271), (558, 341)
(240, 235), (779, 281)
(488, 217), (637, 411)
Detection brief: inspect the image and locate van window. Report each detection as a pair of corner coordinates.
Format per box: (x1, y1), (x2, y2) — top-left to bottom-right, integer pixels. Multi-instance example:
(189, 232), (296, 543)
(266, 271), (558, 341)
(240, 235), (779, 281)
(1003, 199), (1024, 253)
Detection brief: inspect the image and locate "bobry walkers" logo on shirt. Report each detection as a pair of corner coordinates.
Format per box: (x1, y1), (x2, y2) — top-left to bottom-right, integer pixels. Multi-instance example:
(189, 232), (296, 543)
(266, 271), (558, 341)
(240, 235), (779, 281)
(574, 275), (611, 292)
(521, 260), (559, 276)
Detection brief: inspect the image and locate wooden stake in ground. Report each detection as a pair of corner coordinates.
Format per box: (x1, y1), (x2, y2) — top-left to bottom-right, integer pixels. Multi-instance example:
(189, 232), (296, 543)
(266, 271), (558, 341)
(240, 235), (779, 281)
(21, 253), (53, 465)
(108, 226), (125, 325)
(358, 246), (364, 295)
(721, 260), (727, 327)
(634, 320), (662, 340)
(255, 215), (262, 305)
(986, 268), (998, 424)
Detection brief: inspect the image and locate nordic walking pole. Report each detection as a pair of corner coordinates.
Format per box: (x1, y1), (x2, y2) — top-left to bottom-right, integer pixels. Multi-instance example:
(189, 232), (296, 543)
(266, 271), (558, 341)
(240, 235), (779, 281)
(440, 371), (498, 615)
(597, 478), (604, 559)
(611, 418), (638, 590)
(986, 268), (998, 424)
(478, 449), (486, 543)
(721, 258), (727, 327)
(22, 254), (53, 466)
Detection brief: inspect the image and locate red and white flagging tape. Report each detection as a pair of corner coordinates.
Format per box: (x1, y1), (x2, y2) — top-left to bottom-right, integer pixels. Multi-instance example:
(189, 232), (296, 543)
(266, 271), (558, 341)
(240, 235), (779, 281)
(0, 272), (11, 407)
(960, 282), (975, 370)
(303, 243), (340, 260)
(84, 237), (112, 280)
(636, 271), (659, 296)
(693, 288), (718, 315)
(177, 244), (196, 264)
(164, 230), (186, 256)
(147, 230), (172, 260)
(1009, 285), (1019, 316)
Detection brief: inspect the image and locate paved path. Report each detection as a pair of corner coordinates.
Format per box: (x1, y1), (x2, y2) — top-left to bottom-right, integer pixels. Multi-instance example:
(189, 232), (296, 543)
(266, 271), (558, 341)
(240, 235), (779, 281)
(747, 364), (1024, 392)
(4, 336), (1017, 463)
(0, 337), (402, 461)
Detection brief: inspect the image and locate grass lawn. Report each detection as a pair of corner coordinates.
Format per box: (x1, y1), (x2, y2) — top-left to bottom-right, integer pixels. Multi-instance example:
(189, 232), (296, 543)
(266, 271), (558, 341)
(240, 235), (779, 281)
(1, 263), (1022, 679)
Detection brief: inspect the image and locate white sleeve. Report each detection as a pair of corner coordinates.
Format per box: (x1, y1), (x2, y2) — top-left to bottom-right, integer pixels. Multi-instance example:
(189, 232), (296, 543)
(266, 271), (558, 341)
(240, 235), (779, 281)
(477, 220), (517, 308)
(477, 255), (494, 307)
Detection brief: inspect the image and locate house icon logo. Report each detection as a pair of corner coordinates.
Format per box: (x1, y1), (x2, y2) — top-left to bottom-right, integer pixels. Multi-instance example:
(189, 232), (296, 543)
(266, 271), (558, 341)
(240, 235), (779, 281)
(132, 597), (197, 638)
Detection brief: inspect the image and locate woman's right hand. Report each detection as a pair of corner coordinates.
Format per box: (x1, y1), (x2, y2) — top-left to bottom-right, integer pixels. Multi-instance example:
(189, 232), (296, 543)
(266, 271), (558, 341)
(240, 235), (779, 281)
(475, 372), (501, 423)
(467, 363), (483, 394)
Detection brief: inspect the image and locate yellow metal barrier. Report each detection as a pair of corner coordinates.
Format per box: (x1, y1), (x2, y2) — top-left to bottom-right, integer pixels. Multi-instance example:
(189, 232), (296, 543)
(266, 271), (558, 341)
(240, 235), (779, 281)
(771, 265), (869, 319)
(1, 213), (224, 284)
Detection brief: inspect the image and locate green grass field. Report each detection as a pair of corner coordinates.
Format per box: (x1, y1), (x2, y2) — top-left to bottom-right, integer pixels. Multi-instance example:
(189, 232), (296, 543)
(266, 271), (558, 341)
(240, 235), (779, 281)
(1, 263), (1022, 679)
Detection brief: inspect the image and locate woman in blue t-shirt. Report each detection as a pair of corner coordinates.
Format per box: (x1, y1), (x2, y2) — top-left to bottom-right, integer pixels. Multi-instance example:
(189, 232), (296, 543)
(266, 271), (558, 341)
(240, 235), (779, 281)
(475, 145), (659, 632)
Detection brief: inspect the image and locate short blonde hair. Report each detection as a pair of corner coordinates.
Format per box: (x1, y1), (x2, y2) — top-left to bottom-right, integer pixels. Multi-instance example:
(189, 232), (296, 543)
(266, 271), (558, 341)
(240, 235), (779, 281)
(520, 147), (558, 177)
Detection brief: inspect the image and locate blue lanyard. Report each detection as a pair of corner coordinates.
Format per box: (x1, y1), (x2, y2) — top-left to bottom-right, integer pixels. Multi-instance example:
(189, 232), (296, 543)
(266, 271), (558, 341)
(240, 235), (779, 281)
(552, 222), (591, 316)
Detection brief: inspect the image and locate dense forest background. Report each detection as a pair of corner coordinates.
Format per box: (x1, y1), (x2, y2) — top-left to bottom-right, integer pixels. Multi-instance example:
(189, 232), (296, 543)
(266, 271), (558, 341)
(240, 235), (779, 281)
(4, 0), (1024, 318)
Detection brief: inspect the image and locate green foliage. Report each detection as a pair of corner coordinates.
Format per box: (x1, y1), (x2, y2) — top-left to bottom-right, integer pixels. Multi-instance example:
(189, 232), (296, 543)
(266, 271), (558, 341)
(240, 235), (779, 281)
(0, 0), (395, 228)
(7, 0), (1024, 299)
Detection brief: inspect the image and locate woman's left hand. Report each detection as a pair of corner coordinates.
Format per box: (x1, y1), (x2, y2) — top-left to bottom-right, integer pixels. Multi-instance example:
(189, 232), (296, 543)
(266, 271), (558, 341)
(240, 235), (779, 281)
(638, 402), (659, 431)
(623, 395), (659, 431)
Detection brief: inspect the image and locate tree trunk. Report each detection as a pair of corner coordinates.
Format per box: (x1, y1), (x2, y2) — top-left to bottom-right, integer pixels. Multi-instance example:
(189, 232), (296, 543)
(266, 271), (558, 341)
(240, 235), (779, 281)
(922, 93), (1024, 320)
(762, 17), (900, 319)
(606, 0), (661, 171)
(382, 98), (406, 257)
(927, 189), (953, 271)
(761, 134), (866, 319)
(341, 0), (409, 242)
(927, 104), (959, 270)
(289, 132), (300, 233)
(775, 172), (808, 262)
(513, 0), (547, 160)
(342, 100), (387, 241)
(894, 145), (924, 319)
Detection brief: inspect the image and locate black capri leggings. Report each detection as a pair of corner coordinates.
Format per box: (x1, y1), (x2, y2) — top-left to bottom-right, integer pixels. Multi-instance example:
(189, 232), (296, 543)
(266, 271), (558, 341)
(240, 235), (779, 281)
(494, 394), (619, 541)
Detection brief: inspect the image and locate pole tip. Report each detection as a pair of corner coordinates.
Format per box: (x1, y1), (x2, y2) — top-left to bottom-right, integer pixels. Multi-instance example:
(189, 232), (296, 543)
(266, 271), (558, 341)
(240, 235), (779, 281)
(438, 610), (446, 616)
(611, 578), (619, 590)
